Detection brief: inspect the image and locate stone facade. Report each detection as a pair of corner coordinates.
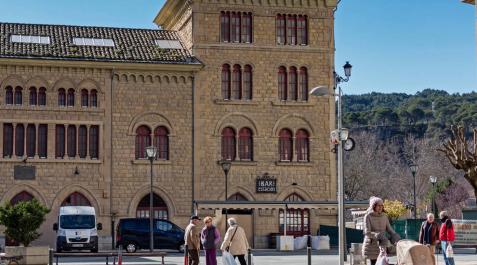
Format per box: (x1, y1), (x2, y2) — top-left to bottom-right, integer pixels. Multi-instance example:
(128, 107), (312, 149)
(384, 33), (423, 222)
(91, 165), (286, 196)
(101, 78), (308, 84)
(156, 0), (338, 247)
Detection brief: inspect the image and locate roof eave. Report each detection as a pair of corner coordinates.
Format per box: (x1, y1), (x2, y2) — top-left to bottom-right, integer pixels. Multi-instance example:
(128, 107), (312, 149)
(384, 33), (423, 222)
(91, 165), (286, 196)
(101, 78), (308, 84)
(462, 0), (475, 5)
(154, 0), (190, 28)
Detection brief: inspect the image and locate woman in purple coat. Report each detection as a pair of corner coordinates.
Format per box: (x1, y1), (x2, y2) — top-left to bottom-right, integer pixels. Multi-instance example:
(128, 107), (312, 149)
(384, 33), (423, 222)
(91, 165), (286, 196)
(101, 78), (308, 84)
(201, 216), (221, 265)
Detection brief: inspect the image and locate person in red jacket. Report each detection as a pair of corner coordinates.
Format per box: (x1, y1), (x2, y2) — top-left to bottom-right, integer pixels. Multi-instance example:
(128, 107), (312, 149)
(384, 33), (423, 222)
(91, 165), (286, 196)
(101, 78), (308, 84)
(439, 211), (455, 265)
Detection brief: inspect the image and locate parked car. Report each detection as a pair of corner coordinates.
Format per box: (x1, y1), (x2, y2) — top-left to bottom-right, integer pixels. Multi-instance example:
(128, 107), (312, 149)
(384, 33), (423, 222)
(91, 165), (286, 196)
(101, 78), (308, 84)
(116, 218), (185, 253)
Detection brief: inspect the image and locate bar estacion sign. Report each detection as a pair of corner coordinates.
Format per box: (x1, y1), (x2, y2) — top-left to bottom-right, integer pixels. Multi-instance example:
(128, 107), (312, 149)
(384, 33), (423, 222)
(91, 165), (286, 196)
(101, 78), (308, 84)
(256, 173), (277, 193)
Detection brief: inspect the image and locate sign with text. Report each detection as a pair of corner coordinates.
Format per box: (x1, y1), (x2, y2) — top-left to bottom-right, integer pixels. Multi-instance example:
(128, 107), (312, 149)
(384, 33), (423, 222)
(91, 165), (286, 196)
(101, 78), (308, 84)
(452, 219), (477, 246)
(14, 165), (36, 180)
(256, 173), (277, 193)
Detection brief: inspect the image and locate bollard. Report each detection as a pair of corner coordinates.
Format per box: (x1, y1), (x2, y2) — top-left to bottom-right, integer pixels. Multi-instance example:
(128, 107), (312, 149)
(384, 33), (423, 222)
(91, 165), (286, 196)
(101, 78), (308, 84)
(117, 244), (122, 265)
(247, 248), (252, 265)
(307, 235), (311, 265)
(49, 248), (53, 265)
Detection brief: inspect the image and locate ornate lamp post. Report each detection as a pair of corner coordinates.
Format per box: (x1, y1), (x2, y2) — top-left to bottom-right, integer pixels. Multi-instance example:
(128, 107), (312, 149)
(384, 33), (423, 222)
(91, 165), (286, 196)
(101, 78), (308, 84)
(409, 164), (419, 219)
(146, 145), (157, 252)
(310, 61), (352, 265)
(429, 175), (438, 217)
(220, 160), (232, 201)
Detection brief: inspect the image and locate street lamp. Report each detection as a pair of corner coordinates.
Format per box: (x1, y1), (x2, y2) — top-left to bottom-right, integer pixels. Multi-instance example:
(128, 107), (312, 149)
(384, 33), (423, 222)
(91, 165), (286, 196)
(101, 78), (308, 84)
(409, 164), (418, 219)
(429, 175), (438, 217)
(310, 61), (352, 265)
(220, 160), (232, 201)
(146, 145), (157, 252)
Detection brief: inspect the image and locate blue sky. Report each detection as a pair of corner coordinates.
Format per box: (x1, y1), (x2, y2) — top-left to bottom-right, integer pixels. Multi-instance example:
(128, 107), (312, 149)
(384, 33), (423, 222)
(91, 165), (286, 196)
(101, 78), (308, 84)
(0, 0), (475, 95)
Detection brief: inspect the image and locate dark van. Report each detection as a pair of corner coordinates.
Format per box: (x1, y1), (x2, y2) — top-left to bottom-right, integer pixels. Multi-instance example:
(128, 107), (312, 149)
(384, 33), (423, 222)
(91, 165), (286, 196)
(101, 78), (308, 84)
(116, 218), (185, 253)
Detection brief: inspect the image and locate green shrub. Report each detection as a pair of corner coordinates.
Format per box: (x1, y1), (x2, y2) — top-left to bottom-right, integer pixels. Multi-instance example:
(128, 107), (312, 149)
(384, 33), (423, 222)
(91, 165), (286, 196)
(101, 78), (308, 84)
(0, 199), (50, 247)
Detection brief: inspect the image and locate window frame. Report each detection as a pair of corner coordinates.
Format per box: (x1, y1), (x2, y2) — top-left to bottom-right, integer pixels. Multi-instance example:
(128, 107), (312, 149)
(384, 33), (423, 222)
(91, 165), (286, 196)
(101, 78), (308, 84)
(14, 86), (22, 105)
(78, 125), (88, 158)
(81, 89), (89, 107)
(38, 124), (47, 158)
(89, 125), (99, 159)
(220, 12), (231, 43)
(295, 129), (310, 162)
(299, 67), (308, 101)
(15, 124), (24, 157)
(55, 125), (66, 158)
(232, 64), (242, 100)
(289, 67), (298, 101)
(38, 87), (46, 106)
(90, 89), (98, 107)
(29, 87), (37, 106)
(154, 126), (169, 160)
(135, 125), (151, 159)
(243, 65), (253, 100)
(67, 125), (77, 158)
(221, 127), (236, 161)
(67, 89), (75, 107)
(221, 64), (231, 100)
(276, 14), (286, 45)
(238, 127), (253, 161)
(278, 129), (293, 161)
(26, 124), (36, 158)
(58, 88), (66, 107)
(278, 66), (288, 101)
(3, 123), (13, 158)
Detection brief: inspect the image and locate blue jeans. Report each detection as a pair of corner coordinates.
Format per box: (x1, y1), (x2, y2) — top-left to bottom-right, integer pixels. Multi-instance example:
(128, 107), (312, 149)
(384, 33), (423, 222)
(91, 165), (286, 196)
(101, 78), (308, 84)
(441, 241), (455, 265)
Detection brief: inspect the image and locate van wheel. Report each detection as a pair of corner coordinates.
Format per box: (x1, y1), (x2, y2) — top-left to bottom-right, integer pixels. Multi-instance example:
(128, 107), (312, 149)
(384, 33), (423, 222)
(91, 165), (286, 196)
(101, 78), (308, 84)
(125, 243), (137, 253)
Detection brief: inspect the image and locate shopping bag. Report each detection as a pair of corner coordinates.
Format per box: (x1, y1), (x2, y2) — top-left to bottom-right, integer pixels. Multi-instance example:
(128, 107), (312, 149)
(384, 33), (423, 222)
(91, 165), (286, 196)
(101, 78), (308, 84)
(446, 243), (454, 258)
(222, 251), (237, 265)
(376, 248), (389, 265)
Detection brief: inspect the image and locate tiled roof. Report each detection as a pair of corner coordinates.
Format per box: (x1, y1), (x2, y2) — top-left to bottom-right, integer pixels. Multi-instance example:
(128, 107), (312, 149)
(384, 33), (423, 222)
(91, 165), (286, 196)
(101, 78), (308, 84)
(0, 22), (199, 64)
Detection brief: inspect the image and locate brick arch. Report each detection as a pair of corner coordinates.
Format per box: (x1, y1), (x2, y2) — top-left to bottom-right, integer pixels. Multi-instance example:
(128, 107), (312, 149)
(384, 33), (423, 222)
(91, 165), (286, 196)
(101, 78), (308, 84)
(217, 186), (256, 201)
(77, 78), (103, 94)
(127, 185), (177, 219)
(25, 76), (50, 91)
(214, 112), (259, 137)
(0, 74), (25, 90)
(128, 112), (174, 136)
(275, 186), (313, 202)
(51, 184), (102, 215)
(52, 77), (76, 91)
(0, 184), (48, 207)
(271, 114), (315, 137)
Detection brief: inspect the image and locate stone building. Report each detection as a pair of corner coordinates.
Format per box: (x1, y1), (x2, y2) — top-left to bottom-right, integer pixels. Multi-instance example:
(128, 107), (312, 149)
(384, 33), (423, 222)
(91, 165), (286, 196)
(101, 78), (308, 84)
(0, 0), (340, 249)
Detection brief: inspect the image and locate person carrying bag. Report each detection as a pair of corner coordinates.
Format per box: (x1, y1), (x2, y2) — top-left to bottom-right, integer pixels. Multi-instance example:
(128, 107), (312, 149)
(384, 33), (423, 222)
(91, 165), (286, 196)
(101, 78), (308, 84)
(221, 218), (250, 265)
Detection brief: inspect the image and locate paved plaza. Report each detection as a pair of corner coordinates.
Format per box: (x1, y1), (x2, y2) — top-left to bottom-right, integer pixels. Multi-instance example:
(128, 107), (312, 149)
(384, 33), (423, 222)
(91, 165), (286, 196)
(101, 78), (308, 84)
(55, 249), (477, 265)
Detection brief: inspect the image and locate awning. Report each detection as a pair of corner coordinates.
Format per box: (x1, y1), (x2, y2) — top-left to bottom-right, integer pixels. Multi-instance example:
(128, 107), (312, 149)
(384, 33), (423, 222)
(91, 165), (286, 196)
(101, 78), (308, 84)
(194, 200), (369, 211)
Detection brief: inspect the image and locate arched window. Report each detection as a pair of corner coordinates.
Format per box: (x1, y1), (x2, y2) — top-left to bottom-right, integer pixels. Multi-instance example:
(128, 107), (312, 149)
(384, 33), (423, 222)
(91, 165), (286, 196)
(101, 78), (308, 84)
(26, 124), (36, 158)
(227, 193), (248, 201)
(67, 125), (76, 158)
(90, 89), (98, 107)
(58, 88), (66, 106)
(279, 193), (310, 236)
(10, 191), (34, 205)
(287, 15), (297, 45)
(135, 126), (151, 159)
(243, 65), (253, 100)
(297, 15), (308, 45)
(231, 12), (241, 42)
(38, 87), (46, 106)
(278, 66), (287, 100)
(241, 13), (252, 43)
(221, 127), (236, 160)
(222, 64), (231, 100)
(14, 86), (22, 105)
(220, 11), (230, 42)
(5, 86), (13, 105)
(78, 125), (87, 158)
(238, 127), (253, 161)
(299, 67), (308, 101)
(55, 125), (65, 158)
(289, 66), (298, 101)
(154, 126), (169, 160)
(62, 192), (91, 206)
(67, 89), (75, 107)
(136, 193), (168, 219)
(81, 89), (89, 107)
(89, 125), (99, 159)
(276, 14), (286, 44)
(38, 124), (47, 158)
(278, 129), (293, 161)
(29, 87), (37, 106)
(15, 124), (24, 157)
(296, 129), (310, 162)
(232, 64), (242, 100)
(3, 123), (13, 157)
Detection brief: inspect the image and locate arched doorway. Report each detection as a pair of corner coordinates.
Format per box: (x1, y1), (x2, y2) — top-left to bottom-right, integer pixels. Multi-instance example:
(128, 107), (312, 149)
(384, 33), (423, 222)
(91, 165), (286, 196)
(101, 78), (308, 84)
(227, 193), (248, 201)
(279, 193), (310, 236)
(61, 192), (91, 206)
(136, 193), (168, 220)
(10, 191), (34, 205)
(223, 193), (253, 247)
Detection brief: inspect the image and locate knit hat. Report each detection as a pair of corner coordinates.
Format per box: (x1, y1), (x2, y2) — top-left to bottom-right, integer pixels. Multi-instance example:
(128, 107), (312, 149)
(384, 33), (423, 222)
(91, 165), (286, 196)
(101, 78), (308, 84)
(367, 196), (384, 213)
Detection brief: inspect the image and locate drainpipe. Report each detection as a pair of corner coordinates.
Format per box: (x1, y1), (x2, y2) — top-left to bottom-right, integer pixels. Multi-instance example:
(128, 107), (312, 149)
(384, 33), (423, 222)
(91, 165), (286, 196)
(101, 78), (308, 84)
(191, 75), (195, 214)
(110, 68), (115, 249)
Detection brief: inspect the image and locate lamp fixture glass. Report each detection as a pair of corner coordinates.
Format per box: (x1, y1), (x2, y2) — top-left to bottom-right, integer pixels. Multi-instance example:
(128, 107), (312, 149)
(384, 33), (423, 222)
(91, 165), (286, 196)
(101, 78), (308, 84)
(430, 175), (437, 184)
(221, 160), (232, 174)
(146, 145), (157, 159)
(343, 61), (352, 77)
(409, 164), (418, 175)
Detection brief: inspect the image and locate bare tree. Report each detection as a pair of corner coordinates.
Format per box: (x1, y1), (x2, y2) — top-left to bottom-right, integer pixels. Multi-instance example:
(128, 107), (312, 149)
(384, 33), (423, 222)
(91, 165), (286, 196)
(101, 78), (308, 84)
(438, 126), (477, 199)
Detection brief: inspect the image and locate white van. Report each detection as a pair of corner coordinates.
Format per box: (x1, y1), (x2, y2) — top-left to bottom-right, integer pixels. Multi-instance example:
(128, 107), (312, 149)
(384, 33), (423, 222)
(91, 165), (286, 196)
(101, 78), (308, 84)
(53, 206), (102, 252)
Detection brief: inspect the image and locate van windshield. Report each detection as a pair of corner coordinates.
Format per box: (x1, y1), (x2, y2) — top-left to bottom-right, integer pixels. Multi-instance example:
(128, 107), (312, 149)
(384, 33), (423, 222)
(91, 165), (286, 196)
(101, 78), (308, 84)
(60, 215), (95, 229)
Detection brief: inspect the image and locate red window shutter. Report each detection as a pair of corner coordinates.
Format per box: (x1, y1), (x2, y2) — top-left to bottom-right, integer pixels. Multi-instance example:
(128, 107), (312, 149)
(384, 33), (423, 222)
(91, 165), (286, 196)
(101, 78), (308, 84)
(232, 64), (242, 100)
(14, 86), (22, 105)
(38, 87), (46, 106)
(238, 128), (253, 160)
(90, 89), (98, 107)
(89, 125), (99, 159)
(3, 123), (13, 157)
(220, 12), (230, 42)
(29, 87), (37, 106)
(78, 125), (87, 158)
(154, 126), (169, 160)
(81, 89), (89, 107)
(26, 124), (36, 158)
(299, 67), (308, 101)
(67, 89), (75, 107)
(297, 15), (307, 45)
(278, 66), (287, 100)
(222, 64), (231, 100)
(287, 15), (297, 45)
(231, 12), (241, 42)
(67, 125), (76, 158)
(243, 65), (253, 100)
(221, 127), (236, 160)
(5, 86), (13, 105)
(58, 88), (66, 106)
(135, 126), (151, 159)
(38, 124), (47, 158)
(296, 129), (310, 161)
(56, 125), (65, 158)
(15, 124), (24, 157)
(276, 14), (286, 44)
(278, 129), (292, 161)
(241, 13), (252, 43)
(289, 67), (298, 101)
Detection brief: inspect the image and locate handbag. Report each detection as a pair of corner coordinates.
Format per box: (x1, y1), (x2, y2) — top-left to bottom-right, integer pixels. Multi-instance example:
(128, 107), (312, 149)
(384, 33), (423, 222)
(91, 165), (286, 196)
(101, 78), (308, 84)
(222, 250), (237, 265)
(225, 227), (238, 252)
